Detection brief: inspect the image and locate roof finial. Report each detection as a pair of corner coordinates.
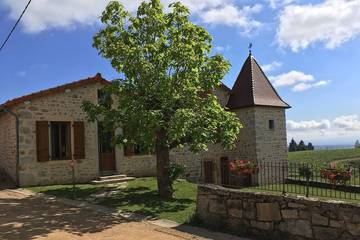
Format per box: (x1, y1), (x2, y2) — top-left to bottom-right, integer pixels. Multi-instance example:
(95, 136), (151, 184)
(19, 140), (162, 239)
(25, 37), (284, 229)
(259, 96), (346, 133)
(248, 42), (253, 55)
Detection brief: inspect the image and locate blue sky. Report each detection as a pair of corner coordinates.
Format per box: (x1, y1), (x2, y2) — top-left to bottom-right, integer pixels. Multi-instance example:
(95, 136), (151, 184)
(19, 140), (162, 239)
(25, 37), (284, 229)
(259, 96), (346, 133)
(0, 0), (360, 145)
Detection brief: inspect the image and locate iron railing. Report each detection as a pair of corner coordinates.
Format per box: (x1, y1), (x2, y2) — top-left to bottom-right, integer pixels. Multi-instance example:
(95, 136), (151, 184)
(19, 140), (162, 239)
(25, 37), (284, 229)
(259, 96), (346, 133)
(228, 162), (360, 201)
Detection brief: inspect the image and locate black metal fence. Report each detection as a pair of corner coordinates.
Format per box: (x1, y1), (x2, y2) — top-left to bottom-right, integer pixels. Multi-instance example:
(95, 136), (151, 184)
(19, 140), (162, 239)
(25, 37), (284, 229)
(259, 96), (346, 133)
(228, 162), (360, 201)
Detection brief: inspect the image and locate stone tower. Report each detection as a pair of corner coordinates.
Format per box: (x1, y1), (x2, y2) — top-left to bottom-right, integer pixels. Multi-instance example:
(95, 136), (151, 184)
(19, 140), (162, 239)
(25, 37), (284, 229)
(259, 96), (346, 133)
(227, 53), (290, 184)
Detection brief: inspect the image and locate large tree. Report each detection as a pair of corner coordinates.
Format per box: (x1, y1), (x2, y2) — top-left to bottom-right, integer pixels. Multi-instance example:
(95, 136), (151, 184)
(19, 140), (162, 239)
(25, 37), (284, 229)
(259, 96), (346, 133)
(83, 0), (242, 198)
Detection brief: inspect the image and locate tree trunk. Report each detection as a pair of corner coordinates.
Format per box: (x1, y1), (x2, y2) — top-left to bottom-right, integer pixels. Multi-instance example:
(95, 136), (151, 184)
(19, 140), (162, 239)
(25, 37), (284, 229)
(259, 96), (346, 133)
(155, 129), (173, 199)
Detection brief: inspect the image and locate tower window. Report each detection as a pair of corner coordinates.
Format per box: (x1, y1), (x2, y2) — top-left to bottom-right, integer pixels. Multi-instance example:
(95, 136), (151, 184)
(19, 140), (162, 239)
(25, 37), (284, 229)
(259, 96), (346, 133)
(269, 120), (275, 130)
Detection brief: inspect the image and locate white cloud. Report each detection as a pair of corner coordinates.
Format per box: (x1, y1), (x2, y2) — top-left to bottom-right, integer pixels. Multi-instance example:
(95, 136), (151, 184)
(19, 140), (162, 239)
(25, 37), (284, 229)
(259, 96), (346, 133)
(267, 0), (295, 9)
(277, 0), (360, 52)
(200, 4), (263, 35)
(261, 61), (282, 72)
(333, 115), (360, 131)
(270, 70), (329, 92)
(1, 0), (114, 33)
(0, 0), (262, 34)
(214, 45), (231, 53)
(292, 80), (329, 92)
(270, 71), (314, 87)
(287, 115), (360, 144)
(287, 119), (331, 131)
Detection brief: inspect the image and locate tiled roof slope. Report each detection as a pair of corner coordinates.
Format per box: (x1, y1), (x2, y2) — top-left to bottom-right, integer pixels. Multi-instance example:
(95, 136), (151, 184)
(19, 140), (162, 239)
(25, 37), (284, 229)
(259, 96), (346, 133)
(0, 73), (110, 109)
(226, 54), (290, 109)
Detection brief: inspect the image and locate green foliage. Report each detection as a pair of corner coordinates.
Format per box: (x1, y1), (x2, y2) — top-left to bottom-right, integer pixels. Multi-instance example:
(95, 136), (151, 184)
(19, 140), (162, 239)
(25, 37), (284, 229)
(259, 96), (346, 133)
(298, 165), (313, 179)
(307, 142), (314, 151)
(298, 140), (306, 151)
(288, 139), (314, 152)
(288, 138), (297, 152)
(355, 140), (360, 149)
(83, 0), (242, 152)
(169, 163), (185, 184)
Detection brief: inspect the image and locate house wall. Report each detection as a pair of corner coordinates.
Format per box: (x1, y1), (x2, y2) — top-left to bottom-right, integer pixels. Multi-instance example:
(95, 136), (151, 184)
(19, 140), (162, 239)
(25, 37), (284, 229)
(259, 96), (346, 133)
(254, 106), (287, 164)
(13, 83), (103, 186)
(254, 106), (288, 184)
(0, 113), (17, 182)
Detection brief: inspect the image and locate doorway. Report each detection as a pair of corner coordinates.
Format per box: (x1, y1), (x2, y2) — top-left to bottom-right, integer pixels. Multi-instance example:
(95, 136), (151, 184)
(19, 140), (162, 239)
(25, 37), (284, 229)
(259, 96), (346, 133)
(98, 123), (116, 173)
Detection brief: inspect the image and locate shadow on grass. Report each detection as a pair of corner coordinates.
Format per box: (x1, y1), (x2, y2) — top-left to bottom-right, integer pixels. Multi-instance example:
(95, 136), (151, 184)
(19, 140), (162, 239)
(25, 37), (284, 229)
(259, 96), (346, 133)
(36, 184), (195, 220)
(99, 186), (195, 218)
(38, 185), (114, 199)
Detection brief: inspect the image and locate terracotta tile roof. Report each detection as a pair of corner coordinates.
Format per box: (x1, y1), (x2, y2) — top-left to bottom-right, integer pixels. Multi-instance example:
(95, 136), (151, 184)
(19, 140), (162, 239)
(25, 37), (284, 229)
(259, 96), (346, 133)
(226, 54), (290, 109)
(0, 73), (110, 109)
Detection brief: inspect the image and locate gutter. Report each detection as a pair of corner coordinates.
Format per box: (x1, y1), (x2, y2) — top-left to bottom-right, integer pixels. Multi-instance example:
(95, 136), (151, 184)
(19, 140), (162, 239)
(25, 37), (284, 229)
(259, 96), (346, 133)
(0, 108), (20, 187)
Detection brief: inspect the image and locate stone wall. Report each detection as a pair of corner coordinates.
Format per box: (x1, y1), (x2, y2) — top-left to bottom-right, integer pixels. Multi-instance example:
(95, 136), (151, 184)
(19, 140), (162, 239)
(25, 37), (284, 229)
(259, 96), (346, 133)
(0, 113), (17, 182)
(254, 106), (287, 164)
(11, 83), (103, 186)
(197, 184), (360, 240)
(254, 106), (288, 184)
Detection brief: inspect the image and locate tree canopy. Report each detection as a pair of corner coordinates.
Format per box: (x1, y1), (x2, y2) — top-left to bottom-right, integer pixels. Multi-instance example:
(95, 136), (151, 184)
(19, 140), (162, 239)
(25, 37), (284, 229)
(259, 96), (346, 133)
(83, 0), (242, 198)
(289, 139), (314, 152)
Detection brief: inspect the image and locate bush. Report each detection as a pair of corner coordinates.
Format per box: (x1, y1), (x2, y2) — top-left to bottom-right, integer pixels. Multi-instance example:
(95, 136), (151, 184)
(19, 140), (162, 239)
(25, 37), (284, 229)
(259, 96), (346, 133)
(169, 163), (185, 184)
(298, 165), (313, 179)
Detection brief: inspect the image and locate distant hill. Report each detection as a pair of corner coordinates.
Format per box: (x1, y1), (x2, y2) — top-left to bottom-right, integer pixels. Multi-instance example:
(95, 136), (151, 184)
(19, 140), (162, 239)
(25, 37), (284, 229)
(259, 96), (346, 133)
(288, 147), (360, 165)
(315, 145), (354, 150)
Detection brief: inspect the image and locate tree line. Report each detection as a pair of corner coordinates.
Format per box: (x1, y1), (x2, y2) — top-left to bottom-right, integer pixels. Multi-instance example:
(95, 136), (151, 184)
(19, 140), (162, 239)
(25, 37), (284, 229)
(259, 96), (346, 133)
(289, 139), (315, 152)
(356, 140), (360, 149)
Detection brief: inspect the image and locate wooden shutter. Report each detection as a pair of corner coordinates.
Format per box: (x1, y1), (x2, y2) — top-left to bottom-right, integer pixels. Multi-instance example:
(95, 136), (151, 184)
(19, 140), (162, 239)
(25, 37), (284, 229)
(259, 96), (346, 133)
(124, 145), (134, 157)
(73, 121), (85, 159)
(204, 161), (213, 183)
(36, 121), (49, 162)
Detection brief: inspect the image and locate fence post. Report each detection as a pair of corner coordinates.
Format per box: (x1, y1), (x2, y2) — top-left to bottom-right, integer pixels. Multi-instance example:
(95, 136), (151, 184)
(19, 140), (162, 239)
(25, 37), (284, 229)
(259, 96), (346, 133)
(305, 164), (310, 198)
(282, 162), (286, 196)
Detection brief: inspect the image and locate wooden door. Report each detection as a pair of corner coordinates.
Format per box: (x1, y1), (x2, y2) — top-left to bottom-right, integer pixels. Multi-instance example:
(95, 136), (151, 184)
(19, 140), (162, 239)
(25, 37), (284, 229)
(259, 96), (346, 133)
(204, 161), (213, 183)
(221, 157), (230, 186)
(98, 124), (116, 172)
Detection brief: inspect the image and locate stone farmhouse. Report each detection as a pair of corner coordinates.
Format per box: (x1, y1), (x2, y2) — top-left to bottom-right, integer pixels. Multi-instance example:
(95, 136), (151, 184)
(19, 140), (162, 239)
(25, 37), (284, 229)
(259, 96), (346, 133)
(0, 53), (290, 187)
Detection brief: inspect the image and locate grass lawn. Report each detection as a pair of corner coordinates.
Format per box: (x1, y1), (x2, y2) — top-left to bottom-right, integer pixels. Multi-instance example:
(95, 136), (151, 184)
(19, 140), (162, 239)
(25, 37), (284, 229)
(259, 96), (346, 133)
(288, 148), (360, 165)
(28, 177), (197, 224)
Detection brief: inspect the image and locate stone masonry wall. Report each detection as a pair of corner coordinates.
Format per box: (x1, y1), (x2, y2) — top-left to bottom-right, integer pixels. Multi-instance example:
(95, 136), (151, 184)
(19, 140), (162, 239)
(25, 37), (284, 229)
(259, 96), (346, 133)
(254, 106), (288, 184)
(0, 113), (17, 182)
(254, 106), (287, 164)
(197, 184), (360, 240)
(12, 83), (103, 186)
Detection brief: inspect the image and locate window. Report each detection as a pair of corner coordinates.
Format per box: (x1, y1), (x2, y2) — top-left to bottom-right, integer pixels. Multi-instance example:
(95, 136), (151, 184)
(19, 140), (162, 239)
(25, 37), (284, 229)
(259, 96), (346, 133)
(50, 122), (71, 160)
(98, 89), (111, 108)
(269, 120), (275, 130)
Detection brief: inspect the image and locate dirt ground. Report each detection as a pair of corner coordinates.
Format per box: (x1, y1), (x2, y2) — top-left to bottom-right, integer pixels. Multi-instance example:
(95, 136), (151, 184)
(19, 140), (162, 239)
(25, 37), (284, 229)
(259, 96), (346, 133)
(0, 189), (202, 240)
(0, 189), (250, 240)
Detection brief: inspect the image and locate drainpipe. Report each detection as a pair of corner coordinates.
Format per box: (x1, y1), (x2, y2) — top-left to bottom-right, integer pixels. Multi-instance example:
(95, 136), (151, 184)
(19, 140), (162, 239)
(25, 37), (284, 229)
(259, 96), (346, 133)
(1, 108), (20, 187)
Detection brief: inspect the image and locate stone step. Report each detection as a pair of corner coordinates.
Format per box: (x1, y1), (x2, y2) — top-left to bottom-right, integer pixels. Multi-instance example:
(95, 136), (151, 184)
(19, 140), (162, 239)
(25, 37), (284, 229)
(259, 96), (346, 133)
(99, 171), (118, 176)
(99, 174), (128, 180)
(91, 177), (135, 185)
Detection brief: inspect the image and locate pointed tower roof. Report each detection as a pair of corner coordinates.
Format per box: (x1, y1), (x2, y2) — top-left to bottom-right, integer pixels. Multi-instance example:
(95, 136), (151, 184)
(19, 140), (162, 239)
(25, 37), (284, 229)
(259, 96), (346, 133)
(226, 54), (290, 109)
